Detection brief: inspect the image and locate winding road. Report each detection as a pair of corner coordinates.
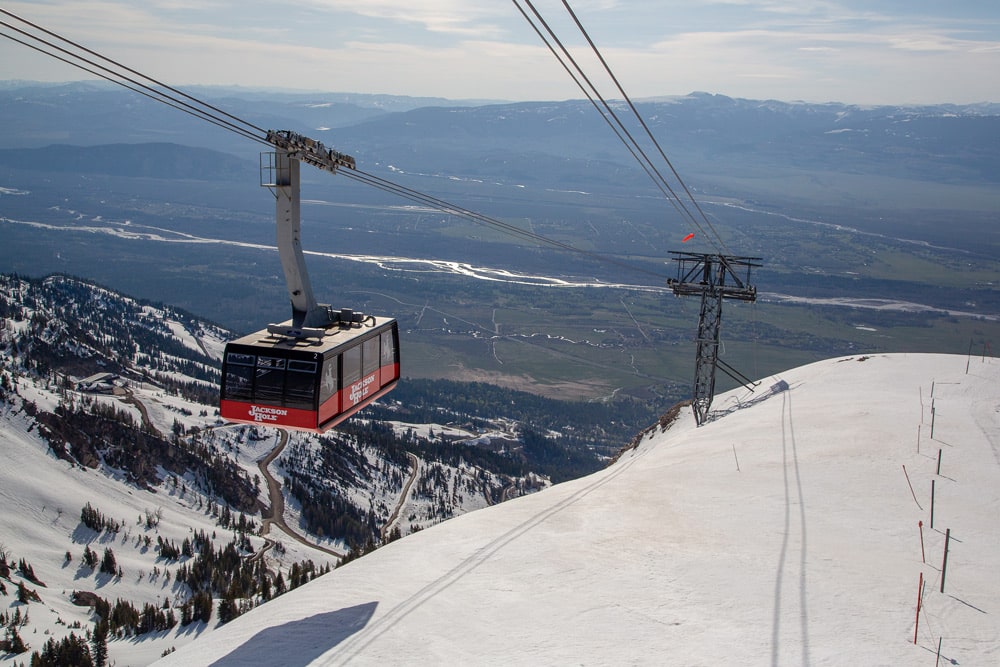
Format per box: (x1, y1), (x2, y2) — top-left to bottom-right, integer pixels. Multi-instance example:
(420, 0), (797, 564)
(120, 392), (422, 561)
(256, 430), (344, 559)
(381, 452), (420, 541)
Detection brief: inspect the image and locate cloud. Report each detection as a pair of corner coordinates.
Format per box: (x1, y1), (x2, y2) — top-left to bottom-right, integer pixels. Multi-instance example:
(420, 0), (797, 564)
(299, 0), (510, 38)
(888, 33), (970, 52)
(2, 0), (999, 103)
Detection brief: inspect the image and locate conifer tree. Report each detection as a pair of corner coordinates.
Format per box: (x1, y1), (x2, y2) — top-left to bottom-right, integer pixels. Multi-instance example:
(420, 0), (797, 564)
(2, 626), (28, 654)
(16, 581), (30, 604)
(99, 548), (117, 575)
(31, 633), (94, 666)
(91, 620), (108, 667)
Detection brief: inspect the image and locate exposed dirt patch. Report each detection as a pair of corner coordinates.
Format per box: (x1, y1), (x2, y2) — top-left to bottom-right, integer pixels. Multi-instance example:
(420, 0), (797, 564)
(428, 365), (613, 401)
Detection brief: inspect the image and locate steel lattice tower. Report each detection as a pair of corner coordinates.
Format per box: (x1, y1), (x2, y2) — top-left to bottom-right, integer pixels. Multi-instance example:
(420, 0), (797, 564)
(668, 252), (761, 426)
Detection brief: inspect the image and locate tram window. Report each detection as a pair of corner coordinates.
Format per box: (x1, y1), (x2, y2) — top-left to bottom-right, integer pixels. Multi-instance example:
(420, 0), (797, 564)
(224, 352), (255, 401)
(320, 357), (338, 404)
(228, 352), (255, 367)
(255, 356), (286, 405)
(342, 345), (361, 388)
(288, 360), (317, 374)
(362, 337), (379, 376)
(284, 360), (318, 410)
(224, 364), (254, 401)
(380, 330), (395, 366)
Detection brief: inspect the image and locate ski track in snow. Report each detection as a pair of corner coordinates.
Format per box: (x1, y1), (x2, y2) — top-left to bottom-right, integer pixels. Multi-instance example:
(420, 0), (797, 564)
(150, 353), (1000, 666)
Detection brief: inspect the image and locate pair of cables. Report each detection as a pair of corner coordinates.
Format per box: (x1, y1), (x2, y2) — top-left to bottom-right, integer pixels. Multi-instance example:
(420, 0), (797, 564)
(0, 7), (666, 281)
(0, 8), (269, 150)
(512, 0), (731, 256)
(339, 167), (668, 280)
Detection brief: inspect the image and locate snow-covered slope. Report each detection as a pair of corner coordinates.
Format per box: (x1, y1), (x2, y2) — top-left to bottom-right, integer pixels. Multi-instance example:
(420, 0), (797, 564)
(0, 389), (337, 665)
(156, 353), (1000, 665)
(0, 274), (560, 665)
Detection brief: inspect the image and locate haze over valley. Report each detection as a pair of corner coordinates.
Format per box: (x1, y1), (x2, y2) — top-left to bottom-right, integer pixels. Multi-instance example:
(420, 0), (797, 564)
(1, 83), (997, 402)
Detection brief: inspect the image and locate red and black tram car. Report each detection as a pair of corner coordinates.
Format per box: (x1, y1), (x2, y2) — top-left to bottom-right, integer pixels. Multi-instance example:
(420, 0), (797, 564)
(220, 317), (399, 433)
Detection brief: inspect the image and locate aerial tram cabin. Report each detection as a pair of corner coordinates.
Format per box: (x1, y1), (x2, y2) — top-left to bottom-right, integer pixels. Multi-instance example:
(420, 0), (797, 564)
(220, 315), (399, 432)
(219, 130), (400, 432)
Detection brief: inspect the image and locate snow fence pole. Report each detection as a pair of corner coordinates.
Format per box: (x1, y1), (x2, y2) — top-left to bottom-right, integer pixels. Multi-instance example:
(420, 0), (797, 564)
(913, 571), (923, 644)
(940, 528), (951, 594)
(919, 521), (925, 563)
(931, 400), (936, 439)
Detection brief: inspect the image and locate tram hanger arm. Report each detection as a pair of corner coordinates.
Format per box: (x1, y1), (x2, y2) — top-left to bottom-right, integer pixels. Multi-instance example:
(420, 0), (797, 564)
(264, 130), (362, 332)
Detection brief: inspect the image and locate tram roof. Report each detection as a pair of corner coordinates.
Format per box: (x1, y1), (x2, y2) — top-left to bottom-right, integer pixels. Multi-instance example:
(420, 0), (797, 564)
(226, 316), (396, 355)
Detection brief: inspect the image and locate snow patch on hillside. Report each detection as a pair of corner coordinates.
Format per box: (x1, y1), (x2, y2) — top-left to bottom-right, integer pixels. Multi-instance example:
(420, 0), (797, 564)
(155, 353), (1000, 666)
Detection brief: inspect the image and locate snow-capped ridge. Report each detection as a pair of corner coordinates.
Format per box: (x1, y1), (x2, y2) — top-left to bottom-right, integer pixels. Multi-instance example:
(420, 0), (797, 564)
(1, 273), (607, 666)
(156, 353), (1000, 666)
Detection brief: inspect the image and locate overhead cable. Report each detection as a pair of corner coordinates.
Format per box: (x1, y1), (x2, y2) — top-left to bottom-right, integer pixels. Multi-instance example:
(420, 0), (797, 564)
(0, 21), (267, 148)
(0, 8), (668, 282)
(514, 0), (707, 241)
(0, 8), (267, 142)
(510, 2), (697, 231)
(343, 168), (668, 280)
(556, 0), (730, 253)
(514, 0), (731, 255)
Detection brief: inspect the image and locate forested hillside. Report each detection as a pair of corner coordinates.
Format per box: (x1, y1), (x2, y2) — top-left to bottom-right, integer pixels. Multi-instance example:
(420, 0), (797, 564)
(0, 272), (658, 664)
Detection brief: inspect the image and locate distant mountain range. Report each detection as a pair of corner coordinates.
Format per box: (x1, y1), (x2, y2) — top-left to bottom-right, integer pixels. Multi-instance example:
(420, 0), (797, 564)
(341, 92), (1000, 187)
(0, 142), (255, 180)
(2, 82), (998, 188)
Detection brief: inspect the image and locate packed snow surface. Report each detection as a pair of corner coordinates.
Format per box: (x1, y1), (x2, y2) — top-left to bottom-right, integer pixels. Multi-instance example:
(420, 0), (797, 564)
(156, 354), (1000, 665)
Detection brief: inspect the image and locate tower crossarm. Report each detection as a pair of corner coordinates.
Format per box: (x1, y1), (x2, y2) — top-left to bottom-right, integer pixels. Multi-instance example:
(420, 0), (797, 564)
(667, 252), (761, 302)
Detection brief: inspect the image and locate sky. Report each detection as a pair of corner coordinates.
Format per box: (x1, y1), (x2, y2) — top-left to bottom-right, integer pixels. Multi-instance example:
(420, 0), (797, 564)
(1, 1), (999, 106)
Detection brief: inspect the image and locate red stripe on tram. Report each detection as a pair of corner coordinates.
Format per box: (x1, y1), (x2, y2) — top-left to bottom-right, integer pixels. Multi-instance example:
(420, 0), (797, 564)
(220, 400), (318, 430)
